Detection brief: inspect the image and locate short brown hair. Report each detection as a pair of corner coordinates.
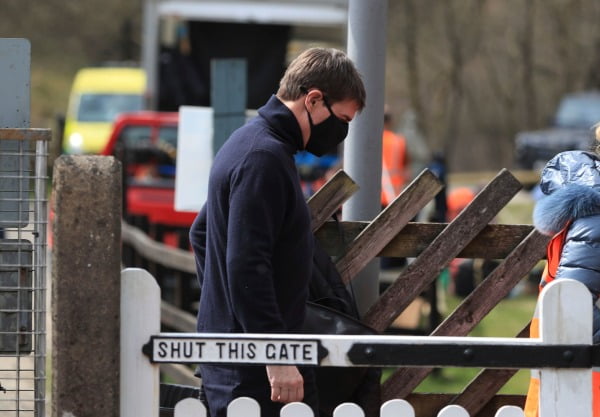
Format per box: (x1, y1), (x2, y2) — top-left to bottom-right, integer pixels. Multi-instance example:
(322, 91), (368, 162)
(277, 47), (366, 110)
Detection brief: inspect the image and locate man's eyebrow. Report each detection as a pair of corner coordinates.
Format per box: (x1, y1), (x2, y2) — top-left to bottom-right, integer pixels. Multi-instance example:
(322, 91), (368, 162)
(331, 105), (352, 122)
(338, 111), (352, 122)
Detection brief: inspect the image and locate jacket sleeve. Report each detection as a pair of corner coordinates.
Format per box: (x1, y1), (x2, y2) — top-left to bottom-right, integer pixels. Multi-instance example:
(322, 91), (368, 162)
(555, 216), (600, 295)
(225, 150), (290, 333)
(189, 204), (207, 289)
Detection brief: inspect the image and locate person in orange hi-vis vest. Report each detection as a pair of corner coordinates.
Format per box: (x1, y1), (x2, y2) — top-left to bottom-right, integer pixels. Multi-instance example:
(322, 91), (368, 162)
(381, 107), (409, 207)
(524, 125), (600, 416)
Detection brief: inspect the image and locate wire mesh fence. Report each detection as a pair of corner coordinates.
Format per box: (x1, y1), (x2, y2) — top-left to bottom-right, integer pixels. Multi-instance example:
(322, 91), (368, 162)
(0, 129), (49, 417)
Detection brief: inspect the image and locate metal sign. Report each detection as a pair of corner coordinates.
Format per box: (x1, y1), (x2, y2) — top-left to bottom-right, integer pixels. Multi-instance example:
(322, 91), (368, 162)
(0, 39), (31, 228)
(144, 335), (323, 365)
(143, 333), (600, 369)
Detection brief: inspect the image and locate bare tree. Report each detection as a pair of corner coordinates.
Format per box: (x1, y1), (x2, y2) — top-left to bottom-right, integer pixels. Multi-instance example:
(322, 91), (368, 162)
(519, 0), (537, 127)
(440, 0), (487, 168)
(401, 0), (427, 137)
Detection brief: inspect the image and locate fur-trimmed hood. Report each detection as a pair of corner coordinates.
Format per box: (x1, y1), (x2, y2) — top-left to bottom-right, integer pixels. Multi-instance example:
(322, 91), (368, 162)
(533, 184), (600, 235)
(534, 150), (600, 235)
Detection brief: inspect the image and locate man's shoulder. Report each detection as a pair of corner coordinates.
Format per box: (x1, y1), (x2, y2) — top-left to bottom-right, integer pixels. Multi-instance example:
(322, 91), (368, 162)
(216, 131), (290, 173)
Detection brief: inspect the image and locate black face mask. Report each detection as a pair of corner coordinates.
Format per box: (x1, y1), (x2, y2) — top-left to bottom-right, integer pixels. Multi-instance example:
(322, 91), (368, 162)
(304, 97), (349, 157)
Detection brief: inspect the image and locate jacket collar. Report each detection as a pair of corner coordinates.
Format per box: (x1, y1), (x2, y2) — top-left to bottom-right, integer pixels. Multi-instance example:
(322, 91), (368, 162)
(257, 95), (304, 153)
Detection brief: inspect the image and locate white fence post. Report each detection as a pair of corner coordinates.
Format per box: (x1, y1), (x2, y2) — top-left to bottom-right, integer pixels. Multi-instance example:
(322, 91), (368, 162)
(174, 397), (207, 417)
(281, 402), (314, 417)
(227, 397), (261, 417)
(333, 403), (364, 417)
(381, 399), (415, 417)
(120, 268), (161, 417)
(437, 405), (469, 417)
(539, 279), (593, 417)
(494, 405), (525, 416)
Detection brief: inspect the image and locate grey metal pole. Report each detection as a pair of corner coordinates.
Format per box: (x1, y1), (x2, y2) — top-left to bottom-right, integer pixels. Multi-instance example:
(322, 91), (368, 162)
(141, 0), (159, 109)
(343, 0), (388, 316)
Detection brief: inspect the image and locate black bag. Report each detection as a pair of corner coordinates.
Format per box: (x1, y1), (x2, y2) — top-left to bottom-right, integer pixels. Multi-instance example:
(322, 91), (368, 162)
(306, 238), (381, 417)
(303, 301), (378, 412)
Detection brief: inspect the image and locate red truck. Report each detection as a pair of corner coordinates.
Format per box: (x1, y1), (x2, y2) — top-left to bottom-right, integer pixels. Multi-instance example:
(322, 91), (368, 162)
(101, 111), (197, 247)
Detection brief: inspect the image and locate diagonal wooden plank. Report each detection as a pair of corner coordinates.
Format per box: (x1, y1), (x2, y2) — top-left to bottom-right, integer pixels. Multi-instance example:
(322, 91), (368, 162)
(430, 230), (547, 337)
(335, 169), (443, 284)
(381, 229), (548, 400)
(307, 169), (359, 232)
(451, 323), (531, 416)
(315, 222), (534, 259)
(363, 169), (522, 333)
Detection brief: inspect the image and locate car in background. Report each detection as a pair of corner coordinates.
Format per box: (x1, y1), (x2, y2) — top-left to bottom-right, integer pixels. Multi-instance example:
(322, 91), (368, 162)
(102, 109), (339, 246)
(515, 91), (600, 170)
(101, 111), (197, 247)
(62, 66), (146, 155)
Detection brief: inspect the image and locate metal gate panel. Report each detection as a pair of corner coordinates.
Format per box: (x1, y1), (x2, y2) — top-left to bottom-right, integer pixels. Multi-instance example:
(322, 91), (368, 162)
(0, 130), (49, 417)
(0, 239), (32, 354)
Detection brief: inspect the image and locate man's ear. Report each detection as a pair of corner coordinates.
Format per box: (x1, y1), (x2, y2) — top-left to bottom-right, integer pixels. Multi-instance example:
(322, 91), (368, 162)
(305, 89), (323, 109)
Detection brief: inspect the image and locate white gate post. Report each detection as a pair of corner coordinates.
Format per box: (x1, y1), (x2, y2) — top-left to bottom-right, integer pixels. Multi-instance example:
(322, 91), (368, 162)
(174, 398), (207, 417)
(381, 399), (415, 417)
(539, 279), (593, 417)
(120, 268), (161, 417)
(227, 397), (261, 417)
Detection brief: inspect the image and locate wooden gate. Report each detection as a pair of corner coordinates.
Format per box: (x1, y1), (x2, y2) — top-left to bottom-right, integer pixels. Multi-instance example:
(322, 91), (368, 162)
(121, 167), (549, 416)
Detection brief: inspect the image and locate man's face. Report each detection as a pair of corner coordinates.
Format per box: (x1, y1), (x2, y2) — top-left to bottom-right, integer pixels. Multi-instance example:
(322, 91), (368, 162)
(312, 97), (360, 126)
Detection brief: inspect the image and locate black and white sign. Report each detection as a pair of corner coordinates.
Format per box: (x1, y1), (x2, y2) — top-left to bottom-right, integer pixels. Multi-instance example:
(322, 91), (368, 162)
(146, 336), (321, 365)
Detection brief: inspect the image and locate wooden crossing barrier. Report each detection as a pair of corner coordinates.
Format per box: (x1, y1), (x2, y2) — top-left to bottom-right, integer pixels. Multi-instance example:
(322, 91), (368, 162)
(121, 269), (595, 417)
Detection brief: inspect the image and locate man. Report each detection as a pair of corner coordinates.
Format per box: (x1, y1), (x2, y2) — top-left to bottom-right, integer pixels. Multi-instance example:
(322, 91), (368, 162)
(380, 107), (409, 270)
(380, 107), (409, 207)
(189, 47), (366, 417)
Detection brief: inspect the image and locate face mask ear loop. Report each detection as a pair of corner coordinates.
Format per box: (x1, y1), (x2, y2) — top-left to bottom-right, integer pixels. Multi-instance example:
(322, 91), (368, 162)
(301, 87), (316, 130)
(305, 105), (315, 128)
(322, 95), (334, 117)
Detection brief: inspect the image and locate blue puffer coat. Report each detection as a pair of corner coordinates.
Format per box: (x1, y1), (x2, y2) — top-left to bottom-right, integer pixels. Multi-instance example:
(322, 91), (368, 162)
(533, 150), (600, 342)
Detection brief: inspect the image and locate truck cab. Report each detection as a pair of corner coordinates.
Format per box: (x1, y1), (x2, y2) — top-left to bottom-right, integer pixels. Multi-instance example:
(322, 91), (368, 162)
(141, 0), (348, 111)
(116, 0), (349, 242)
(101, 111), (196, 246)
(515, 91), (600, 171)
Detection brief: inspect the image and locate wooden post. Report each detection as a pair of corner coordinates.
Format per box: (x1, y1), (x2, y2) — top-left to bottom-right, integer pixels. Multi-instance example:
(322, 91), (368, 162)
(121, 268), (161, 417)
(51, 155), (122, 417)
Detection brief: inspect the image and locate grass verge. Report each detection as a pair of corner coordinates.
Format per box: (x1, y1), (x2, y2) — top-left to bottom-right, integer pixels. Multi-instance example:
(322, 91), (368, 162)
(382, 292), (537, 394)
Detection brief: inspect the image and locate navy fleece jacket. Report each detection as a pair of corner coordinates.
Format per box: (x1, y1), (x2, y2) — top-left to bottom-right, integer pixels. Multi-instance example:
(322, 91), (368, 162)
(189, 95), (313, 334)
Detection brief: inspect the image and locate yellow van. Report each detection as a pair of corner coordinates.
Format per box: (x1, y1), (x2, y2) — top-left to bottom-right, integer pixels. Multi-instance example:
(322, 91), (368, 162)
(62, 67), (146, 154)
